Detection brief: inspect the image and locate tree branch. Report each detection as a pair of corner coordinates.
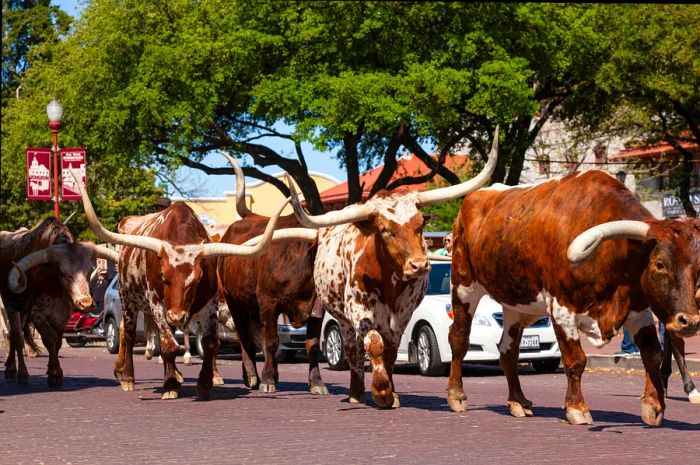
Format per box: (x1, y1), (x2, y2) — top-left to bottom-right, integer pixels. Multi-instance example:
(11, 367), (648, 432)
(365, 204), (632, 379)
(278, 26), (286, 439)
(400, 132), (460, 185)
(368, 122), (406, 197)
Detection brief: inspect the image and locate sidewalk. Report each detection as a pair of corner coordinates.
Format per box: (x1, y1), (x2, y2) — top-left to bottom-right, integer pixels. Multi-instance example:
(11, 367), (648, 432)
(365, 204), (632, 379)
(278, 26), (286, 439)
(579, 331), (700, 373)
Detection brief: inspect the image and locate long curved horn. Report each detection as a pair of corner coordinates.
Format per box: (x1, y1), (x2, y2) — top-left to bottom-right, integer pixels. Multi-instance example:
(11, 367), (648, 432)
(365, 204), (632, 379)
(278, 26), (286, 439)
(200, 198), (291, 258)
(95, 244), (119, 263)
(417, 126), (499, 207)
(242, 228), (318, 246)
(219, 151), (253, 218)
(286, 174), (373, 228)
(567, 220), (650, 263)
(7, 249), (51, 292)
(70, 169), (164, 255)
(63, 210), (77, 224)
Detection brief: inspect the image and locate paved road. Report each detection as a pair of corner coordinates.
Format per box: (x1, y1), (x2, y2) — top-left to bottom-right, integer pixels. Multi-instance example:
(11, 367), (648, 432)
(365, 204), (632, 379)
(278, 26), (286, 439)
(2, 345), (699, 465)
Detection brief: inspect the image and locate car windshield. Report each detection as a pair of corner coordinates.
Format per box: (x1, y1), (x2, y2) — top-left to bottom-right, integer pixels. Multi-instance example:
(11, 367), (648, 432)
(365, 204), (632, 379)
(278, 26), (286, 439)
(426, 263), (451, 296)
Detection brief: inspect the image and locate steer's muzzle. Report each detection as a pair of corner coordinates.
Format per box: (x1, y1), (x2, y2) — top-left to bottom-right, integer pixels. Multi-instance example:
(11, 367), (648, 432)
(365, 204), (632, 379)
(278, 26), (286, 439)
(74, 297), (95, 313)
(665, 312), (700, 337)
(403, 258), (430, 279)
(165, 310), (187, 327)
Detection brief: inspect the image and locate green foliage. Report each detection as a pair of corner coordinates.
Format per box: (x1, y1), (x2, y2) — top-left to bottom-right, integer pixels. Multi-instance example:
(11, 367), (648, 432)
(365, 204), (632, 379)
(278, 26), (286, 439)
(4, 1), (612, 204)
(0, 0), (162, 235)
(1, 0), (71, 106)
(5, 2), (695, 226)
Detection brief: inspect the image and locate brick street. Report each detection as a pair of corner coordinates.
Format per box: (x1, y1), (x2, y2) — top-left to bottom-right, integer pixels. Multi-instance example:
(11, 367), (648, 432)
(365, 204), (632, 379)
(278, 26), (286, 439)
(1, 345), (699, 465)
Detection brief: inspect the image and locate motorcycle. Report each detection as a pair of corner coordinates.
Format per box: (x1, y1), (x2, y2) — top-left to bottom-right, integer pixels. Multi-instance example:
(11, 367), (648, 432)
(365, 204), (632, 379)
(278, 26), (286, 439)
(64, 261), (116, 348)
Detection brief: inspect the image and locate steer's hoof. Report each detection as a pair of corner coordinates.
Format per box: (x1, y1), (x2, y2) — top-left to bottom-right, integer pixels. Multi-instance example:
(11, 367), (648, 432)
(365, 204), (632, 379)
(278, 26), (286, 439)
(158, 356), (163, 364)
(687, 389), (700, 404)
(447, 394), (468, 413)
(508, 401), (533, 418)
(212, 375), (224, 386)
(175, 370), (184, 384)
(183, 353), (192, 365)
(161, 390), (179, 400)
(5, 369), (17, 381)
(641, 402), (664, 427)
(120, 380), (134, 392)
(566, 408), (593, 425)
(348, 392), (365, 404)
(197, 385), (212, 400)
(391, 392), (400, 409)
(17, 370), (30, 384)
(245, 375), (259, 390)
(372, 391), (395, 409)
(259, 383), (276, 393)
(48, 374), (64, 388)
(310, 384), (329, 396)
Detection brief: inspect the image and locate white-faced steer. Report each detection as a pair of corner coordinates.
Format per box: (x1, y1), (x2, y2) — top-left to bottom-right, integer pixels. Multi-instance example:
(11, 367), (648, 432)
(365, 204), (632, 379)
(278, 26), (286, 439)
(72, 171), (287, 399)
(446, 170), (700, 426)
(1, 218), (117, 386)
(285, 132), (498, 408)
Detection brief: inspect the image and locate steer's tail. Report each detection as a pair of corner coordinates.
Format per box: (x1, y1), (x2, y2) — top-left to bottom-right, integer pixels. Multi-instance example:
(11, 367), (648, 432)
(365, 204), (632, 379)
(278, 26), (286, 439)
(23, 321), (42, 357)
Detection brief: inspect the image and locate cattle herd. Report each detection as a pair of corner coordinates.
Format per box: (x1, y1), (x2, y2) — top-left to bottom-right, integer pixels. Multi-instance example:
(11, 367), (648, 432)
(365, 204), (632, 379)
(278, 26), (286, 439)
(1, 128), (699, 428)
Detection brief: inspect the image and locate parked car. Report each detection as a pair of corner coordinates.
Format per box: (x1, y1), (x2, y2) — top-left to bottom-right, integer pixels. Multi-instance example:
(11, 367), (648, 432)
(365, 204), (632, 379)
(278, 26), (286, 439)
(320, 261), (561, 376)
(275, 314), (308, 362)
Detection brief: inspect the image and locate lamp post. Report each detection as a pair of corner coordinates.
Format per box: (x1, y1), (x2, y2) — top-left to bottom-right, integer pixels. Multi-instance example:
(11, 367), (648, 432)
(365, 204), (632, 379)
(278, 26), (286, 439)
(46, 98), (63, 218)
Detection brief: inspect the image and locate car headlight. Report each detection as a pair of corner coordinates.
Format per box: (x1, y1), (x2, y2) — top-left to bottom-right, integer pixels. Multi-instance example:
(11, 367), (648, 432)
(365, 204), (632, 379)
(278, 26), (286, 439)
(473, 314), (491, 326)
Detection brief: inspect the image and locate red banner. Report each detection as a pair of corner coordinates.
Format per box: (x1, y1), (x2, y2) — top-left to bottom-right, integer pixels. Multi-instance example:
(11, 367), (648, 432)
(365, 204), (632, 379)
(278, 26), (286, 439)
(61, 148), (87, 200)
(26, 147), (52, 200)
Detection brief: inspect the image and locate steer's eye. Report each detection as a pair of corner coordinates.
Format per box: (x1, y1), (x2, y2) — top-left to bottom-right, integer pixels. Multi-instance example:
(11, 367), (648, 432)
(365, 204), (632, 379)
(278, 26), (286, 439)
(655, 260), (666, 272)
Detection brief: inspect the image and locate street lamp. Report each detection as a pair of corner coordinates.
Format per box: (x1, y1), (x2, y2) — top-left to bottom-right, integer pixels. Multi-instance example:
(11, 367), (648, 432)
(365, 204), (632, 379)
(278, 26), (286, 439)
(46, 98), (63, 218)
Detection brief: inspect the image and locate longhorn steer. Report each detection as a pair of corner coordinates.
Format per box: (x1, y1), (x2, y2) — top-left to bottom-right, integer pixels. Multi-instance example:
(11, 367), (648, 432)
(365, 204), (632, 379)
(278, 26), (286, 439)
(446, 170), (700, 426)
(0, 218), (117, 386)
(72, 170), (285, 399)
(287, 132), (498, 407)
(217, 154), (326, 394)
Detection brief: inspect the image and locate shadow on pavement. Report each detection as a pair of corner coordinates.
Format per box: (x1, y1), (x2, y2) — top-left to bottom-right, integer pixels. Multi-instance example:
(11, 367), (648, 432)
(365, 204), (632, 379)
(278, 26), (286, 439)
(478, 403), (700, 431)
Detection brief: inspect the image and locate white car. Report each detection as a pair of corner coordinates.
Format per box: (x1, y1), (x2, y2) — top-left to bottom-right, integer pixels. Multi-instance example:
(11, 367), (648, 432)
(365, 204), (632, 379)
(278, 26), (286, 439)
(320, 261), (561, 376)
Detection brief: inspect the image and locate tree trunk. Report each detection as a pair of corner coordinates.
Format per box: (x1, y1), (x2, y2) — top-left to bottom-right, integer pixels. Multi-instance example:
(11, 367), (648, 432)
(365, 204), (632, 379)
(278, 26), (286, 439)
(343, 131), (362, 205)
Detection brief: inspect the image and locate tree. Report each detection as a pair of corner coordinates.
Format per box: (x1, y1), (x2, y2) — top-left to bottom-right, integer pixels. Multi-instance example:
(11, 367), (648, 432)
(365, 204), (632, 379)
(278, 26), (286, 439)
(4, 1), (615, 217)
(586, 5), (699, 217)
(1, 0), (71, 107)
(0, 1), (163, 236)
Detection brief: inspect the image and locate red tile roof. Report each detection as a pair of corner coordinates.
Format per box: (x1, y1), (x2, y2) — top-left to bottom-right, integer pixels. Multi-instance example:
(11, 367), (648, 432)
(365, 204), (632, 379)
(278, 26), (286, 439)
(609, 141), (698, 160)
(318, 153), (474, 206)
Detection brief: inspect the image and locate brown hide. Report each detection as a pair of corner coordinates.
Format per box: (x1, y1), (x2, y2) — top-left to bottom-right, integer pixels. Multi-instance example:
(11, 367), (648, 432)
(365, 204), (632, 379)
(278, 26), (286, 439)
(218, 214), (317, 327)
(454, 170), (699, 338)
(0, 218), (76, 310)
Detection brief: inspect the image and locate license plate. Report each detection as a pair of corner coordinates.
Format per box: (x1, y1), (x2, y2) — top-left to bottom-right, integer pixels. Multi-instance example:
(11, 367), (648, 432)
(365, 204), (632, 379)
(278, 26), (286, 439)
(520, 335), (540, 349)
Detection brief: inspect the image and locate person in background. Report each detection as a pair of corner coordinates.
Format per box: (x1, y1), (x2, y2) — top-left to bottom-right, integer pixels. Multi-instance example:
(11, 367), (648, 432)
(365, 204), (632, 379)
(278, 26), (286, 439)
(616, 327), (640, 357)
(435, 232), (453, 256)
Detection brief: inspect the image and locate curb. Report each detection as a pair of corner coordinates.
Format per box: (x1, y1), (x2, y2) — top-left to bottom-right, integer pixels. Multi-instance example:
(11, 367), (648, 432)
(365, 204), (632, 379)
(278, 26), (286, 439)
(586, 354), (700, 373)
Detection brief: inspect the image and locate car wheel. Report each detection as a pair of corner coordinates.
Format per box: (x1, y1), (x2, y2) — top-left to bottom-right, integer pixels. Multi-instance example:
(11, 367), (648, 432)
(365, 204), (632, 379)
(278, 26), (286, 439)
(66, 337), (86, 348)
(532, 357), (561, 374)
(416, 325), (446, 377)
(324, 324), (349, 371)
(105, 317), (119, 354)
